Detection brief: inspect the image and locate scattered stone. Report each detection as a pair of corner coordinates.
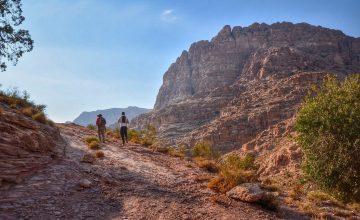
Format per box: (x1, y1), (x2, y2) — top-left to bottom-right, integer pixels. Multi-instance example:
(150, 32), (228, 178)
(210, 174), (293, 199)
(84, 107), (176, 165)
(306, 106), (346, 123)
(79, 179), (92, 188)
(226, 183), (265, 203)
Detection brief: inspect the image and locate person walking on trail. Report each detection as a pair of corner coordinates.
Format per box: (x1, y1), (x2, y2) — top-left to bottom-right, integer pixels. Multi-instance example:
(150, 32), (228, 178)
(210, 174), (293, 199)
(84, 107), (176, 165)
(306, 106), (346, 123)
(96, 114), (106, 143)
(118, 112), (129, 146)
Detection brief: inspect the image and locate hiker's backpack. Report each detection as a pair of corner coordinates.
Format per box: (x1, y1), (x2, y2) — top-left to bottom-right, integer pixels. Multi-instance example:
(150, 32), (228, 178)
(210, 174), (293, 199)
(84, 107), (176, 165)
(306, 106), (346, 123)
(100, 117), (106, 126)
(121, 115), (127, 123)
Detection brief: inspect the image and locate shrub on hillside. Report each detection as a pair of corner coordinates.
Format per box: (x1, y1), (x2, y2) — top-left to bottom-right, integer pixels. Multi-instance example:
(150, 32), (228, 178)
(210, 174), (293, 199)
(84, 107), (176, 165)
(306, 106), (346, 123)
(89, 141), (100, 150)
(84, 136), (99, 144)
(22, 107), (37, 117)
(295, 74), (360, 202)
(87, 124), (96, 130)
(0, 107), (3, 115)
(32, 112), (47, 124)
(192, 142), (220, 159)
(168, 146), (187, 158)
(128, 129), (141, 143)
(95, 150), (105, 158)
(208, 153), (258, 193)
(141, 124), (157, 146)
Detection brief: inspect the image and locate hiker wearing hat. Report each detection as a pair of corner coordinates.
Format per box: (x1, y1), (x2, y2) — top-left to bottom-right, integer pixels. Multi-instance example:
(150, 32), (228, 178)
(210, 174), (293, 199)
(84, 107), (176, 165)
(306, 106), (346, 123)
(96, 114), (106, 143)
(118, 112), (129, 146)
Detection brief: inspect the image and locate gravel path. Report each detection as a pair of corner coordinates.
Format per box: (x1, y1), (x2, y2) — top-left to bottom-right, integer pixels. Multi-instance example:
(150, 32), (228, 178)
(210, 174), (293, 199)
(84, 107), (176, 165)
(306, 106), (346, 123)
(0, 124), (302, 219)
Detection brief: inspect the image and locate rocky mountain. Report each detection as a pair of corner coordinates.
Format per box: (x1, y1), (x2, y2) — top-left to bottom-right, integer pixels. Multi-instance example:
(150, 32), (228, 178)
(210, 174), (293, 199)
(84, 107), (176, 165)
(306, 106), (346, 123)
(132, 22), (360, 155)
(73, 106), (151, 127)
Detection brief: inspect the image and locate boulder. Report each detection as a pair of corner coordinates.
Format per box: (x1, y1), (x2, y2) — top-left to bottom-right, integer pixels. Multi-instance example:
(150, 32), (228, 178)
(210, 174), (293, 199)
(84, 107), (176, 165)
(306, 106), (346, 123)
(226, 183), (265, 203)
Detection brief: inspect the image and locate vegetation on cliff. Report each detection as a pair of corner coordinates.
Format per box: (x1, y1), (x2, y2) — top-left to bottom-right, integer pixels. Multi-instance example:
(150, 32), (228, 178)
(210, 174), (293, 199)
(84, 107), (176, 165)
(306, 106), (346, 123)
(296, 74), (360, 201)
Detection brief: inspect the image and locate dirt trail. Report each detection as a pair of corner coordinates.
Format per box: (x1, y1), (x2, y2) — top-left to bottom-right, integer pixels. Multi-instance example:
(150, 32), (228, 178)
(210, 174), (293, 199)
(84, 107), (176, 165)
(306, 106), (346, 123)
(0, 124), (304, 219)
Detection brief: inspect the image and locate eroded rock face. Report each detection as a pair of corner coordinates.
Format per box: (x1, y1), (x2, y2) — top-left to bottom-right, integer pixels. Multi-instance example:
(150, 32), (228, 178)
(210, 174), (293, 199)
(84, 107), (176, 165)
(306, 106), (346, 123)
(132, 22), (360, 153)
(0, 104), (66, 188)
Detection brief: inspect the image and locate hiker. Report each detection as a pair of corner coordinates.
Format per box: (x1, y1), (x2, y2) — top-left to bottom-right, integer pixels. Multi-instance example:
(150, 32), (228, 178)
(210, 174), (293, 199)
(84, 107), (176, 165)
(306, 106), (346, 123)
(118, 112), (129, 146)
(96, 114), (106, 143)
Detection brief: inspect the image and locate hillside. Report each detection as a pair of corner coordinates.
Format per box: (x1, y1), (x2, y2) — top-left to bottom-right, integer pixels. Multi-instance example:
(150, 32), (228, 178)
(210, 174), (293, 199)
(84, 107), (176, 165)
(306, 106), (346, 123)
(73, 106), (151, 127)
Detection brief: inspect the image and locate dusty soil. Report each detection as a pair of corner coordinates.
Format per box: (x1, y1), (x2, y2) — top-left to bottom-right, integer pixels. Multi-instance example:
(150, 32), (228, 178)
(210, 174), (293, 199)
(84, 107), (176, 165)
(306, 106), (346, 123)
(0, 124), (306, 220)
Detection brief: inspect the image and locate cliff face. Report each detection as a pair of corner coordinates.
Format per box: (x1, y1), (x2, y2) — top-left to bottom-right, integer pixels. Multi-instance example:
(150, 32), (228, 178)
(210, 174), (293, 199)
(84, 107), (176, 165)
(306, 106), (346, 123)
(132, 22), (360, 152)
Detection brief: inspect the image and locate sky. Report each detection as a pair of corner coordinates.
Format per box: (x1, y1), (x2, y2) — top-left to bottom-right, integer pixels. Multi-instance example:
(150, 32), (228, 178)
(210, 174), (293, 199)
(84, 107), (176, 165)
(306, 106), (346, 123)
(1, 0), (360, 122)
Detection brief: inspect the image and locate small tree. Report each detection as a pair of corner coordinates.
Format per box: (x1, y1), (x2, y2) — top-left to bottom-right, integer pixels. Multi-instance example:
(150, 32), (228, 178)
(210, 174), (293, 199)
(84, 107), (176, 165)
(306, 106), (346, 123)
(296, 74), (360, 201)
(1, 0), (33, 71)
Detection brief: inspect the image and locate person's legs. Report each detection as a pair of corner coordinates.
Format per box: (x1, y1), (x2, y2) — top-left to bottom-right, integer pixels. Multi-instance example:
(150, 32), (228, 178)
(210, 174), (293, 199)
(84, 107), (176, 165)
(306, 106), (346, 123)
(101, 128), (105, 143)
(124, 127), (128, 143)
(98, 128), (102, 142)
(120, 127), (125, 145)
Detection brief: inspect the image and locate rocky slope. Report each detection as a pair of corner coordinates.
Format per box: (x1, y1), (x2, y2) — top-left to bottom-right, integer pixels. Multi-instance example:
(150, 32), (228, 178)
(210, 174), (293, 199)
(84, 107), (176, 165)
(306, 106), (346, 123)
(73, 106), (151, 127)
(132, 22), (360, 184)
(132, 22), (360, 151)
(0, 103), (66, 189)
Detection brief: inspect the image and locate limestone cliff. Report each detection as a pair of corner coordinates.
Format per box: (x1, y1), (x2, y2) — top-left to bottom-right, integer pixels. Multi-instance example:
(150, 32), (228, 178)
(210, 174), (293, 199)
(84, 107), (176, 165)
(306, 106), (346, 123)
(132, 22), (360, 153)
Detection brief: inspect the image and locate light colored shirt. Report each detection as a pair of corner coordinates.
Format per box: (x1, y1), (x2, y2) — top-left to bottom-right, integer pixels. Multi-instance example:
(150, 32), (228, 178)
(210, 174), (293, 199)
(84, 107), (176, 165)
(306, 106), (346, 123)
(118, 116), (129, 127)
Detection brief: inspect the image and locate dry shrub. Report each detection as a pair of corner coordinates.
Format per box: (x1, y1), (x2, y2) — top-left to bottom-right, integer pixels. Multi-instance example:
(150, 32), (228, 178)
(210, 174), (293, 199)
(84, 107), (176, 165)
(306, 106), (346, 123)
(261, 184), (279, 192)
(87, 124), (96, 130)
(208, 153), (258, 193)
(168, 146), (187, 158)
(32, 112), (47, 124)
(95, 150), (105, 158)
(0, 107), (3, 115)
(193, 157), (218, 173)
(89, 141), (100, 150)
(192, 142), (219, 159)
(84, 136), (99, 144)
(289, 184), (303, 201)
(307, 191), (344, 207)
(22, 106), (37, 117)
(10, 103), (17, 109)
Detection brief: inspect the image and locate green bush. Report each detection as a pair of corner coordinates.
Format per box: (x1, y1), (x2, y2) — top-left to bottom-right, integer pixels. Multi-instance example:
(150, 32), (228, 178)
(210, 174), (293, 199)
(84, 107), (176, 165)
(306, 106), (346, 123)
(295, 74), (360, 202)
(192, 142), (220, 159)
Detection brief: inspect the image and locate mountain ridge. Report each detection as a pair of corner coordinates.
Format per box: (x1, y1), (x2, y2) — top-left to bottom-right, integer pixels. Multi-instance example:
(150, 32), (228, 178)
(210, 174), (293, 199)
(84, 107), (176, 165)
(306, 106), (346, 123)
(73, 106), (151, 126)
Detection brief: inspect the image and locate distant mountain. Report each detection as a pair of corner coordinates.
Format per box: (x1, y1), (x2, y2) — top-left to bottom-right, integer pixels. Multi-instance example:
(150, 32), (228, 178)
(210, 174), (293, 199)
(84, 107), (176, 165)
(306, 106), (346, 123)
(73, 106), (151, 127)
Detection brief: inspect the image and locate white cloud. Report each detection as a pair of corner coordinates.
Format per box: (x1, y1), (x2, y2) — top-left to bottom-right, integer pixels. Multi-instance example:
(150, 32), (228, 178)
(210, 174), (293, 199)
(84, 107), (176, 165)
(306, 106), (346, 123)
(161, 9), (178, 22)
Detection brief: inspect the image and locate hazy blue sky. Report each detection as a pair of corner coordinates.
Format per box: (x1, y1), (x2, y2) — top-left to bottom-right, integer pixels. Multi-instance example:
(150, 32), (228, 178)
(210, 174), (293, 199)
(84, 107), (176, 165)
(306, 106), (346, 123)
(1, 0), (359, 122)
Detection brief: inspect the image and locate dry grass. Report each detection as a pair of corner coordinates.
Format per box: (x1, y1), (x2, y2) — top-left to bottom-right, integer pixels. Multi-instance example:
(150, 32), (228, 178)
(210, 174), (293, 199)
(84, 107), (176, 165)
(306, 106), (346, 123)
(298, 201), (325, 218)
(168, 146), (186, 158)
(89, 141), (100, 150)
(333, 208), (352, 218)
(22, 106), (37, 117)
(348, 202), (360, 212)
(288, 184), (303, 201)
(193, 157), (218, 172)
(84, 136), (99, 144)
(87, 124), (96, 130)
(207, 153), (258, 193)
(10, 103), (17, 109)
(32, 112), (47, 124)
(192, 142), (220, 159)
(0, 107), (3, 115)
(95, 150), (105, 158)
(307, 191), (344, 207)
